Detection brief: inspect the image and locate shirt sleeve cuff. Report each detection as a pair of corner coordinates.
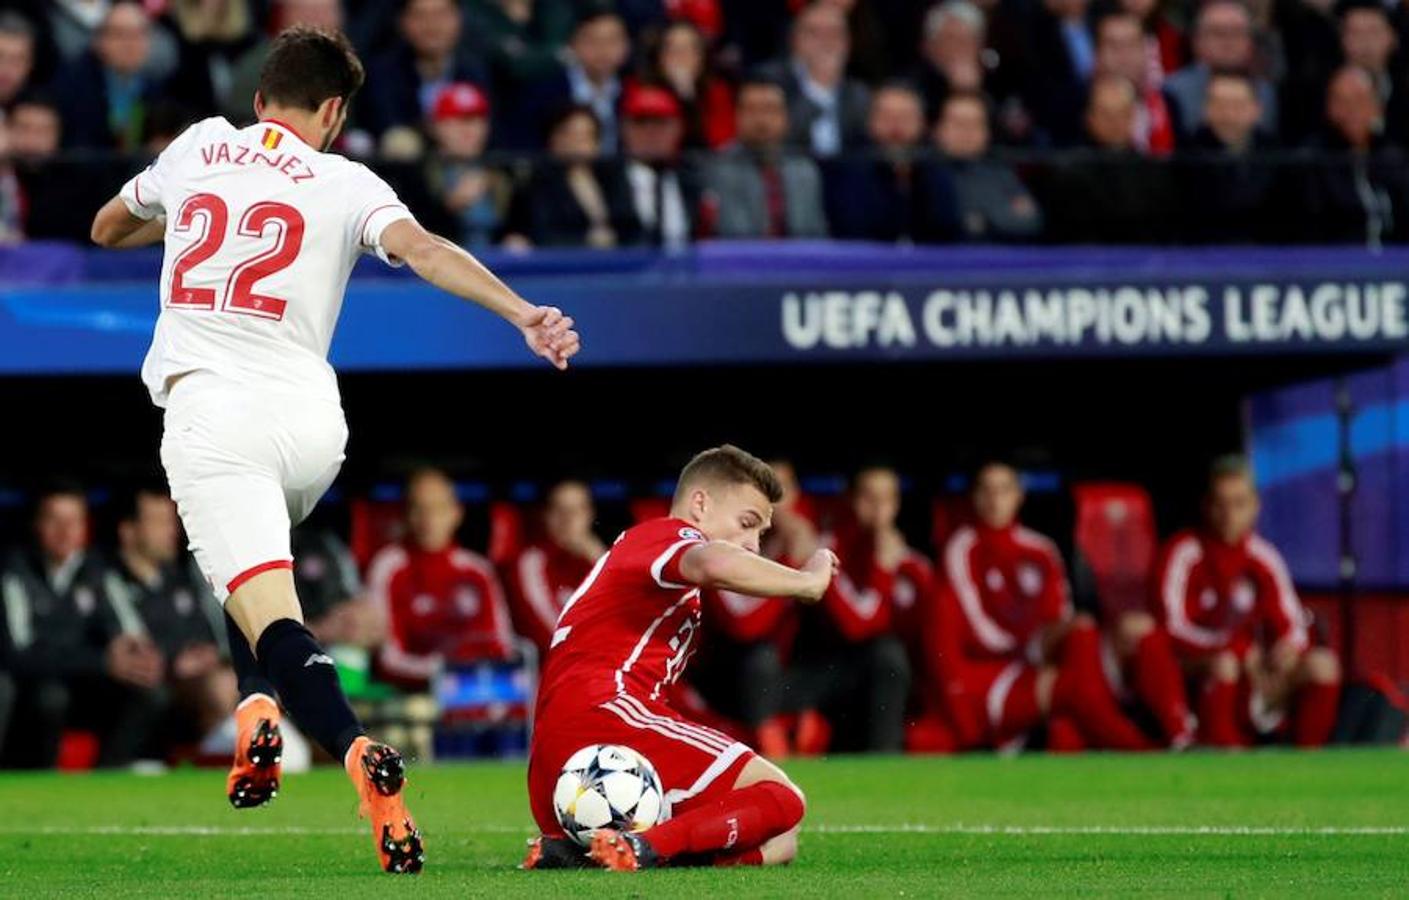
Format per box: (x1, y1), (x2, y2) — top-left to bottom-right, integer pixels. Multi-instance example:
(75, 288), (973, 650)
(361, 203), (416, 266)
(119, 173), (161, 221)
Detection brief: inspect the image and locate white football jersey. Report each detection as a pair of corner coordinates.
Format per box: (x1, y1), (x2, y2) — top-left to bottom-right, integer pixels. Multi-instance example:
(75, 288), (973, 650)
(119, 116), (415, 406)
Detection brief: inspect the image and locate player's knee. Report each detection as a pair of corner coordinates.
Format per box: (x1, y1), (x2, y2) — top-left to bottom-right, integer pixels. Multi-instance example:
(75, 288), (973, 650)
(764, 827), (800, 865)
(1209, 651), (1240, 684)
(1302, 648), (1341, 685)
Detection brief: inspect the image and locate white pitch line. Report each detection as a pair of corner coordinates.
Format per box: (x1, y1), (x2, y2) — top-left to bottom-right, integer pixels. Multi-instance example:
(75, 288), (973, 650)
(2, 824), (1405, 838)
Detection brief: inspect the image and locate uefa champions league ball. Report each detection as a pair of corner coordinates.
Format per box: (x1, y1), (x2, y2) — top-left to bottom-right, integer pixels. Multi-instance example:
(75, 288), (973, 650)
(553, 744), (666, 847)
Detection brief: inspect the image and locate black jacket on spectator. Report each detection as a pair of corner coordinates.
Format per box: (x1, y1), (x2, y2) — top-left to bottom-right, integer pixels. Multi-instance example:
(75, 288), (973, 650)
(358, 44), (488, 136)
(500, 67), (625, 152)
(947, 157), (1044, 242)
(292, 529), (363, 626)
(104, 558), (222, 661)
(822, 154), (961, 242)
(1176, 129), (1287, 244)
(1297, 133), (1409, 245)
(55, 53), (170, 150)
(755, 60), (872, 155)
(0, 549), (123, 680)
(509, 159), (643, 247)
(1039, 147), (1178, 243)
(1020, 9), (1092, 147)
(16, 156), (132, 242)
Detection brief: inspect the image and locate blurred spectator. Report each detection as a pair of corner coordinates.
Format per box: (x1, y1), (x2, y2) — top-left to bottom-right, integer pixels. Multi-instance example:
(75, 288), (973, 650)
(109, 487), (234, 741)
(913, 1), (989, 124)
(620, 84), (700, 248)
(1152, 456), (1340, 748)
(1116, 0), (1185, 78)
(367, 469), (515, 690)
(8, 93), (117, 243)
(934, 91), (1042, 241)
(1165, 0), (1278, 138)
(816, 0), (891, 83)
(757, 1), (871, 157)
(464, 0), (575, 100)
(505, 105), (642, 247)
(1180, 69), (1283, 243)
(0, 110), (22, 243)
(503, 480), (605, 656)
(8, 93), (60, 161)
(0, 12), (38, 110)
(1022, 0), (1096, 145)
(1094, 11), (1177, 155)
(223, 0), (343, 125)
(702, 76), (827, 237)
(507, 10), (631, 152)
(921, 461), (1155, 752)
(694, 458), (815, 757)
(47, 0), (180, 79)
(1042, 74), (1176, 242)
(360, 0), (487, 139)
(824, 81), (958, 242)
(1301, 64), (1409, 245)
(638, 19), (735, 149)
(424, 82), (510, 249)
(55, 2), (170, 150)
(0, 482), (166, 768)
(789, 466), (924, 753)
(1338, 0), (1409, 146)
(293, 528), (383, 651)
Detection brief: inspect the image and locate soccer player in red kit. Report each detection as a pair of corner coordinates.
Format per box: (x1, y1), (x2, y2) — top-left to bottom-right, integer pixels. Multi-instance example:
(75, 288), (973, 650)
(503, 480), (605, 655)
(928, 461), (1154, 751)
(1152, 456), (1340, 747)
(523, 446), (839, 872)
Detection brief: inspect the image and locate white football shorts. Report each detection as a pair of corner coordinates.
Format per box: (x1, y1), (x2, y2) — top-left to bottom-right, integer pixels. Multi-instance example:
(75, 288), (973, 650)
(160, 371), (348, 602)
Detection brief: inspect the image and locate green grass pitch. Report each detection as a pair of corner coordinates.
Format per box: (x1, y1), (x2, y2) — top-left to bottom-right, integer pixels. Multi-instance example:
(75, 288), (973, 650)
(2, 750), (1406, 897)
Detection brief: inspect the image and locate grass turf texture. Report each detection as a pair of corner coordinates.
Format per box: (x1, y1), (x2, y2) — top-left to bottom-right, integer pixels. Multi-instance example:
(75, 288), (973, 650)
(2, 750), (1406, 897)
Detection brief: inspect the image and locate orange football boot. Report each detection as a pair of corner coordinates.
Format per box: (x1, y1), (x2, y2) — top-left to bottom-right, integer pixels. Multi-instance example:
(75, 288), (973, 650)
(344, 736), (425, 874)
(226, 693), (283, 809)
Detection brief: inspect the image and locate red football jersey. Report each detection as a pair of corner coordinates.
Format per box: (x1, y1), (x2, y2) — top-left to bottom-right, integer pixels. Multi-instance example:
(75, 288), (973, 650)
(940, 523), (1071, 661)
(534, 517), (708, 720)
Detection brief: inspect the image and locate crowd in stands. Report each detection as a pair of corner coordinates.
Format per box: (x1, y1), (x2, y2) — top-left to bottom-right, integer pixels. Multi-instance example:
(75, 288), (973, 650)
(0, 454), (1345, 767)
(0, 0), (1408, 246)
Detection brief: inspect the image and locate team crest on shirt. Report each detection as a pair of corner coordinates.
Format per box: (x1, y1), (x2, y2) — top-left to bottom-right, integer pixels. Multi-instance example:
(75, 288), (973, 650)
(679, 527), (703, 541)
(1232, 579), (1256, 613)
(1016, 563), (1044, 596)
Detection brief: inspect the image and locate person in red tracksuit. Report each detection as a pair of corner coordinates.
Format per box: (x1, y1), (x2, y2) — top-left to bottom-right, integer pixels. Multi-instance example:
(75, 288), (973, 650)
(367, 468), (514, 689)
(923, 461), (1155, 752)
(693, 459), (813, 756)
(503, 480), (605, 656)
(1152, 456), (1341, 747)
(788, 466), (924, 753)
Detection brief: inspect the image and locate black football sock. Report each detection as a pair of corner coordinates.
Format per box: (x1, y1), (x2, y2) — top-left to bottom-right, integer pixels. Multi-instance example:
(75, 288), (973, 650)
(255, 618), (364, 761)
(224, 610), (277, 701)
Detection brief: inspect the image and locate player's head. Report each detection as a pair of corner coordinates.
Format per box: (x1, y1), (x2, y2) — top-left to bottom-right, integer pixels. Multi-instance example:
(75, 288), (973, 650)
(405, 467), (462, 552)
(972, 459), (1024, 530)
(1203, 454), (1260, 545)
(254, 25), (364, 151)
(544, 479), (596, 547)
(671, 445), (784, 553)
(117, 485), (181, 566)
(33, 479), (89, 564)
(851, 465), (901, 532)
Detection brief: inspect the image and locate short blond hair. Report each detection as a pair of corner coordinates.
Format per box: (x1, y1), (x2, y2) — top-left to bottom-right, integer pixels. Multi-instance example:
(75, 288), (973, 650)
(674, 445), (784, 505)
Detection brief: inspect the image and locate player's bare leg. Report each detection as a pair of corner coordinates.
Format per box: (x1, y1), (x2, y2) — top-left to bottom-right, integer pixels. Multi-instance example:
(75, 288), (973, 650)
(227, 569), (424, 873)
(1112, 612), (1196, 748)
(1249, 644), (1341, 748)
(590, 755), (805, 871)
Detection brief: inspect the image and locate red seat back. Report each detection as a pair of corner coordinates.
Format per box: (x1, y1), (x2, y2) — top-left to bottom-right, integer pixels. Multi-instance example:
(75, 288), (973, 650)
(1071, 482), (1157, 618)
(931, 495), (974, 560)
(349, 498), (406, 569)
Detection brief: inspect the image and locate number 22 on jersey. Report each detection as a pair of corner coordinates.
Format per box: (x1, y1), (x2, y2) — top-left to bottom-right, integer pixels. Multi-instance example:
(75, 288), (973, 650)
(168, 192), (304, 321)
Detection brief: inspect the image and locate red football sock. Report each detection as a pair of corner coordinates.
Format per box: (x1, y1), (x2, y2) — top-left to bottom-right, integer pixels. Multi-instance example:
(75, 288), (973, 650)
(713, 848), (765, 867)
(1052, 626), (1154, 751)
(643, 781), (804, 861)
(1130, 629), (1192, 743)
(1197, 679), (1246, 747)
(1292, 681), (1340, 747)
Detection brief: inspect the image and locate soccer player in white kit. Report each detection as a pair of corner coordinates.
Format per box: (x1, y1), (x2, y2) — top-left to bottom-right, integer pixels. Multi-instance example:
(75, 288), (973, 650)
(89, 26), (580, 874)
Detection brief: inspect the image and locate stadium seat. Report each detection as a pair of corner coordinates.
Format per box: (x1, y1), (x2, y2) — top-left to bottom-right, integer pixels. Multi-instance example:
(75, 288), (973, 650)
(930, 494), (974, 559)
(1071, 483), (1158, 620)
(487, 501), (528, 567)
(348, 498), (406, 570)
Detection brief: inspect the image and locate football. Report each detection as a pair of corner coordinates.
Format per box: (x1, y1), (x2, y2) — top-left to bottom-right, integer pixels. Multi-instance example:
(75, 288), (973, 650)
(552, 744), (666, 846)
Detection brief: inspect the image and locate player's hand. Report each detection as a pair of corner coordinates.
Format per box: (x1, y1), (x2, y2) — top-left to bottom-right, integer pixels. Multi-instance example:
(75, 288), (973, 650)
(519, 305), (581, 370)
(798, 548), (840, 602)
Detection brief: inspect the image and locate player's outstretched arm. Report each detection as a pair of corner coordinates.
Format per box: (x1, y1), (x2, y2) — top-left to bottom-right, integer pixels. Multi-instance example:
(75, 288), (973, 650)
(90, 196), (165, 249)
(379, 219), (581, 370)
(677, 543), (839, 602)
